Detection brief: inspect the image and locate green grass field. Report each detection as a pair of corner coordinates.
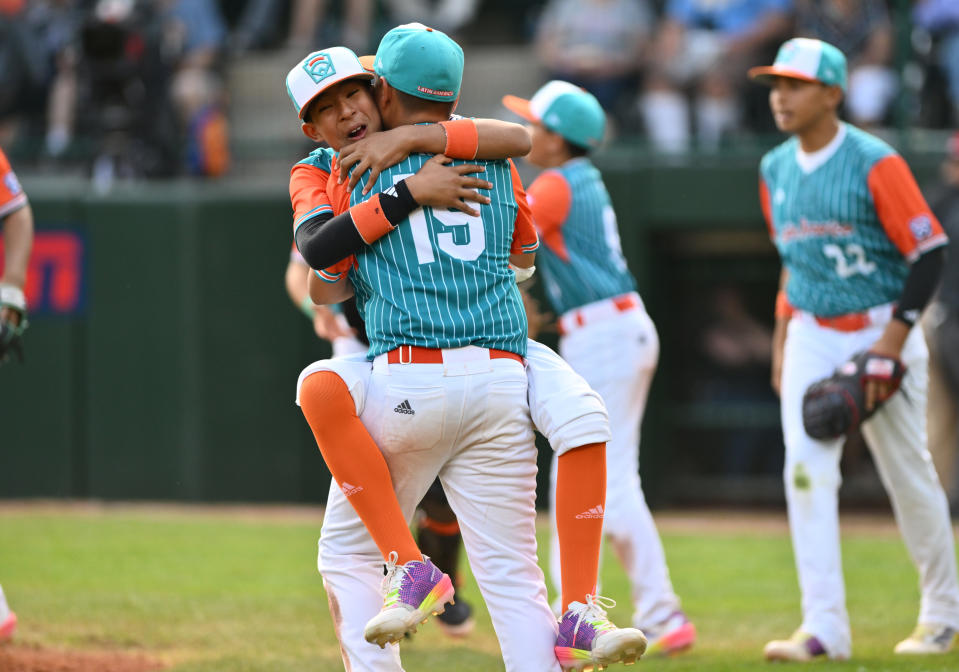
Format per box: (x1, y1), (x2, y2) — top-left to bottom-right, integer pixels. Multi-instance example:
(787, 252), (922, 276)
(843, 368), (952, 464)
(1, 504), (957, 671)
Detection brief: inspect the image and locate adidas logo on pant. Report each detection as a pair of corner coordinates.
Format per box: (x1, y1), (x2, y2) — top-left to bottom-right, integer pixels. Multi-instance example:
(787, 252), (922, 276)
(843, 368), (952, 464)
(394, 400), (415, 415)
(576, 505), (605, 519)
(341, 482), (364, 497)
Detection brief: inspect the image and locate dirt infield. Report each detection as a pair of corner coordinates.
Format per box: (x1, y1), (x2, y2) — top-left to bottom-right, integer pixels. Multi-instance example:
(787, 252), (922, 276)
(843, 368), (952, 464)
(0, 645), (165, 672)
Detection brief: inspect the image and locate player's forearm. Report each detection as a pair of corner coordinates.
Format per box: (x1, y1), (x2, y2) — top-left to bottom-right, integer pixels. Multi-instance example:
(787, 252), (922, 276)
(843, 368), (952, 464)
(285, 260), (314, 317)
(295, 181), (419, 269)
(472, 120), (531, 159)
(391, 118), (531, 161)
(1, 204), (34, 288)
(892, 246), (944, 326)
(309, 271), (354, 305)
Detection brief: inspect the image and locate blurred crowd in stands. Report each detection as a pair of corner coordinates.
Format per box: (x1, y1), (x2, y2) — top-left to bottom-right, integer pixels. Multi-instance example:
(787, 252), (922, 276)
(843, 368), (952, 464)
(0, 0), (957, 180)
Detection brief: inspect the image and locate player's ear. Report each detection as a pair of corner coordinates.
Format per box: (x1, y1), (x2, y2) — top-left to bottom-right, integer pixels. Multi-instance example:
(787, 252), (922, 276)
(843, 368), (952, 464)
(301, 121), (325, 143)
(825, 84), (844, 111)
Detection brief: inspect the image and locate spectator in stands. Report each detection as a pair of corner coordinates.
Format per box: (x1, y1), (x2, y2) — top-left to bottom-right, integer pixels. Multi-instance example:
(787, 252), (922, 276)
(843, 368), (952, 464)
(0, 0), (84, 158)
(796, 0), (894, 128)
(383, 0), (478, 39)
(914, 0), (959, 126)
(641, 0), (793, 153)
(286, 0), (374, 53)
(923, 131), (959, 507)
(535, 0), (653, 131)
(158, 0), (229, 176)
(226, 0), (374, 55)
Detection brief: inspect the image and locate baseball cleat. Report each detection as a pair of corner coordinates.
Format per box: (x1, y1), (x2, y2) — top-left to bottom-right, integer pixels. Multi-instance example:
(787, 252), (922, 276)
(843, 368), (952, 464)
(554, 594), (647, 671)
(435, 594), (475, 638)
(763, 630), (829, 662)
(894, 623), (959, 654)
(643, 610), (696, 656)
(363, 551), (455, 648)
(0, 610), (16, 642)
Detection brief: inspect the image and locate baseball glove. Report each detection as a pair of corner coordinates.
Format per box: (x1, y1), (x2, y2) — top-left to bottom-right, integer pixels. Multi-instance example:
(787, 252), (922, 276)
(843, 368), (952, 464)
(801, 350), (906, 440)
(0, 283), (28, 366)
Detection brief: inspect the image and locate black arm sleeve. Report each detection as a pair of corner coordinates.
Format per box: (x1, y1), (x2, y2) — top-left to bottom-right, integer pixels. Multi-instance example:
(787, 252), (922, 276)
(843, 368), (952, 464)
(293, 179), (419, 271)
(295, 210), (363, 271)
(892, 246), (945, 326)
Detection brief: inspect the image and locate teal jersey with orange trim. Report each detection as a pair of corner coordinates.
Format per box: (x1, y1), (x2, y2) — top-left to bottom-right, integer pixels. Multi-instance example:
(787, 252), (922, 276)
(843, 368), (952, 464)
(759, 123), (948, 317)
(318, 155), (538, 358)
(526, 158), (636, 315)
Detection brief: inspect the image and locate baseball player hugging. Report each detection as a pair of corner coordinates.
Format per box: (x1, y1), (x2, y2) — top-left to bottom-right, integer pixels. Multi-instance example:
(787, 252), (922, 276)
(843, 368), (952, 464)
(751, 38), (959, 661)
(286, 26), (646, 672)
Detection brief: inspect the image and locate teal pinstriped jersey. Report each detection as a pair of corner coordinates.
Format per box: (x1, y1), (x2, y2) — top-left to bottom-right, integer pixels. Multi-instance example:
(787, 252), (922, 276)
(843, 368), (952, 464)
(347, 155), (530, 358)
(535, 159), (636, 315)
(762, 124), (910, 316)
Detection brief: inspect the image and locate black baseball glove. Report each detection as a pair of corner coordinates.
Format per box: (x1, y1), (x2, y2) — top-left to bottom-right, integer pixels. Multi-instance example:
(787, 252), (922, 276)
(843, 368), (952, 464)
(0, 283), (28, 366)
(801, 350), (906, 440)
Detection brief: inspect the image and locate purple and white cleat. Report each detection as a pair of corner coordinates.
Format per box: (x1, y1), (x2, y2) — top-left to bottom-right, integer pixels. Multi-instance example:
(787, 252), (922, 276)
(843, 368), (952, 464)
(363, 551), (455, 648)
(555, 594), (647, 671)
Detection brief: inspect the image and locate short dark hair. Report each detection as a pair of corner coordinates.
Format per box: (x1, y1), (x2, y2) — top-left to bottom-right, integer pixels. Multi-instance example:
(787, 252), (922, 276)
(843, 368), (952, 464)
(563, 140), (590, 158)
(393, 87), (456, 119)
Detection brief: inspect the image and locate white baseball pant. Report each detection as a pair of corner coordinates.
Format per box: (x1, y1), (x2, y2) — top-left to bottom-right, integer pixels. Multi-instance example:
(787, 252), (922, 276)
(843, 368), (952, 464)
(299, 347), (561, 672)
(781, 313), (959, 658)
(548, 294), (682, 630)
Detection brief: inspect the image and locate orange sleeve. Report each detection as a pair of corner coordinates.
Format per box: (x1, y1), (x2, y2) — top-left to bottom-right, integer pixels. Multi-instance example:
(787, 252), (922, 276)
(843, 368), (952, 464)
(759, 177), (774, 240)
(325, 156), (353, 216)
(508, 159), (540, 255)
(526, 170), (572, 262)
(315, 255), (357, 283)
(868, 155), (948, 261)
(0, 148), (28, 219)
(290, 163), (333, 232)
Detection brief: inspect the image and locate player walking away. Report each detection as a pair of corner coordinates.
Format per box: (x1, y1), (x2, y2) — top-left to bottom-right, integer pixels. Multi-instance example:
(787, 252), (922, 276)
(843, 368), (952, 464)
(502, 81), (696, 657)
(0, 146), (33, 643)
(291, 28), (646, 671)
(286, 249), (477, 637)
(750, 37), (959, 661)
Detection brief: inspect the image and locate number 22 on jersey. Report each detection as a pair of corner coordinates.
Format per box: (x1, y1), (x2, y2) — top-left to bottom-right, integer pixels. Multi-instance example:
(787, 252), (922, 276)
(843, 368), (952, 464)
(822, 243), (876, 279)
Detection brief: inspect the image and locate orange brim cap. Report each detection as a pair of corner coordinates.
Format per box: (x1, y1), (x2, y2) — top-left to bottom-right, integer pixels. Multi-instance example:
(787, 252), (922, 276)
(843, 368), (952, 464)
(358, 55), (375, 73)
(502, 95), (538, 123)
(748, 65), (820, 86)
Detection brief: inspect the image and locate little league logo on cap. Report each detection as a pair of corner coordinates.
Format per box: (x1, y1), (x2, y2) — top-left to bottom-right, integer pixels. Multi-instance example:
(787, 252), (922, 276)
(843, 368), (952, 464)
(286, 46), (374, 119)
(374, 23), (464, 102)
(502, 80), (606, 150)
(749, 38), (848, 91)
(303, 53), (335, 84)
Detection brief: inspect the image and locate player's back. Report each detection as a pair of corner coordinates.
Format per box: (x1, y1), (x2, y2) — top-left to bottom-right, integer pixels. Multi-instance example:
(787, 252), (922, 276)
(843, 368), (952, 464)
(760, 123), (915, 316)
(534, 158), (635, 315)
(348, 154), (531, 358)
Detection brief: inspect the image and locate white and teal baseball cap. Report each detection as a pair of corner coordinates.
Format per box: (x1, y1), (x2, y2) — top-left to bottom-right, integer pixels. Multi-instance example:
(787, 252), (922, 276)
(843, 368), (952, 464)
(502, 80), (606, 150)
(286, 46), (374, 119)
(374, 23), (463, 102)
(749, 38), (848, 91)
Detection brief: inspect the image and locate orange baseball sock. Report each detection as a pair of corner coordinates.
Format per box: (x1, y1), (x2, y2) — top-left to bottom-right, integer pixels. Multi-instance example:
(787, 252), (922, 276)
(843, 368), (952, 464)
(299, 371), (421, 565)
(555, 442), (606, 613)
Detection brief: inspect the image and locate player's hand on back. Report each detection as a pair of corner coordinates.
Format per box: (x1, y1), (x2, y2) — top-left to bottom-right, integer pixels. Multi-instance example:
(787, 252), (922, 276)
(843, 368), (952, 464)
(405, 155), (492, 217)
(339, 126), (419, 194)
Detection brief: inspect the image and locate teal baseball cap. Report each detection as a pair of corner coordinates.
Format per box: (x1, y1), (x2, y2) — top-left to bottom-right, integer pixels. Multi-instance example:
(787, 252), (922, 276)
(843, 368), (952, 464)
(502, 80), (606, 150)
(374, 23), (463, 102)
(749, 38), (848, 92)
